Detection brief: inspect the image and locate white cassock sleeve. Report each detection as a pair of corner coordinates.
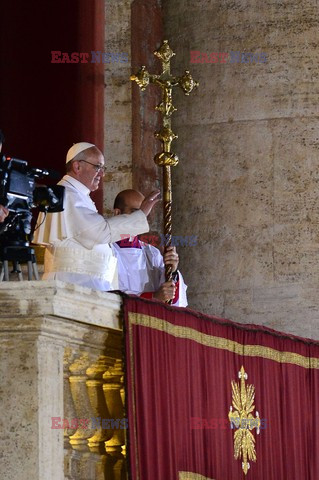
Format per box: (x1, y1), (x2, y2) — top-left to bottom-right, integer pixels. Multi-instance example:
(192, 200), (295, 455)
(33, 192), (149, 249)
(32, 181), (150, 291)
(113, 242), (188, 307)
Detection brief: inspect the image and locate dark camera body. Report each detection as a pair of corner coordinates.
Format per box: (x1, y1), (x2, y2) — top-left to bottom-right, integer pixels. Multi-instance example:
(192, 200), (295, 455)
(0, 155), (64, 213)
(0, 155), (64, 246)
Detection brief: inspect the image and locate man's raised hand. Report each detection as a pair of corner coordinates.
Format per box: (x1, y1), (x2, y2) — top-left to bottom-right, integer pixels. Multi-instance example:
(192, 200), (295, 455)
(140, 190), (161, 216)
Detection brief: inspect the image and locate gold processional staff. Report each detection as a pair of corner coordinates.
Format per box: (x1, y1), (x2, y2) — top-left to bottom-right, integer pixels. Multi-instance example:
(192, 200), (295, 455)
(131, 40), (199, 282)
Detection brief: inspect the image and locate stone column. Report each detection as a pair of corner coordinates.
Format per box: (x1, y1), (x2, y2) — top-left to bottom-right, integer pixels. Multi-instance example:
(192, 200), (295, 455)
(131, 0), (164, 233)
(104, 0), (164, 235)
(104, 0), (135, 215)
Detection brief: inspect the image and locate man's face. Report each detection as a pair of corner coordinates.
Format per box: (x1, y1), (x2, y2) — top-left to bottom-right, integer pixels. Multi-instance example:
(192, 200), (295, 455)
(121, 191), (145, 214)
(75, 148), (105, 192)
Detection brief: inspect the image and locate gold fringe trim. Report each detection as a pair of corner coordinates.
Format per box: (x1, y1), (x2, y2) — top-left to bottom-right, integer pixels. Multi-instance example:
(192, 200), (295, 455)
(128, 313), (319, 369)
(179, 473), (215, 480)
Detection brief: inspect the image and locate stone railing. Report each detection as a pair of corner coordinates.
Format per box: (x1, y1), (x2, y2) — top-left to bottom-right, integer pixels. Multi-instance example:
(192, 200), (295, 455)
(0, 280), (126, 480)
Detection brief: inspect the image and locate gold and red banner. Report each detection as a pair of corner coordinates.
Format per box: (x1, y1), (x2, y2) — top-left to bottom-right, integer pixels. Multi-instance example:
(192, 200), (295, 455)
(124, 297), (319, 480)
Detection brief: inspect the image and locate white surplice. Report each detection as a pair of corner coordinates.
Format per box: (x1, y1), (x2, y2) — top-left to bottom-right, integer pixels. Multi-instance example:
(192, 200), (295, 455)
(33, 175), (149, 291)
(113, 240), (188, 307)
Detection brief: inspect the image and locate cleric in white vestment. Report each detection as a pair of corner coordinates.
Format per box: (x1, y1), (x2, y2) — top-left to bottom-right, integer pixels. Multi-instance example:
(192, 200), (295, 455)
(33, 142), (159, 291)
(113, 239), (188, 306)
(113, 189), (188, 307)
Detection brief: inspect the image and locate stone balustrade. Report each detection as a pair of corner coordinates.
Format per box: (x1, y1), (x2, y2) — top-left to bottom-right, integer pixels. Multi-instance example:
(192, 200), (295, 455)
(0, 280), (126, 480)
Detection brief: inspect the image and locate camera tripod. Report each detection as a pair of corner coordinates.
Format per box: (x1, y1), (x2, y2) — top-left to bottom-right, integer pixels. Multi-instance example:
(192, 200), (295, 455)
(0, 245), (39, 281)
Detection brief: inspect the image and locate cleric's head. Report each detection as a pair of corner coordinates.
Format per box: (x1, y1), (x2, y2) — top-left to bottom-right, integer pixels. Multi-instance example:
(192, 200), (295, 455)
(65, 142), (105, 192)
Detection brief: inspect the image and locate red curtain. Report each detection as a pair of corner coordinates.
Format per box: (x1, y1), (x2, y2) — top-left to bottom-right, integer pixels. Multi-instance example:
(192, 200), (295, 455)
(124, 297), (319, 480)
(0, 0), (104, 212)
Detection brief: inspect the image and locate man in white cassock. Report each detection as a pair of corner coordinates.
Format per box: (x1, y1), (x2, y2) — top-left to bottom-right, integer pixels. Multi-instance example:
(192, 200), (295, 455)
(112, 189), (188, 307)
(33, 143), (159, 290)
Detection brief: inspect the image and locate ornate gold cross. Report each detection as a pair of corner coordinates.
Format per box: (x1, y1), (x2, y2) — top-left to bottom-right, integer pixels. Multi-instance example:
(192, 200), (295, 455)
(131, 40), (198, 281)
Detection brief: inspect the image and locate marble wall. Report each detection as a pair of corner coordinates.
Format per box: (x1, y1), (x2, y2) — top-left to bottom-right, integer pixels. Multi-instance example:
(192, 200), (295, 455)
(103, 0), (134, 215)
(103, 0), (163, 235)
(161, 0), (319, 339)
(102, 0), (319, 338)
(104, 1), (163, 237)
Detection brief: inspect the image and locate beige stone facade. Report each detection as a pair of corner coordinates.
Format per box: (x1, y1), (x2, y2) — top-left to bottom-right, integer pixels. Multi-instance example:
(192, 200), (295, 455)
(100, 0), (319, 339)
(103, 0), (134, 215)
(157, 0), (319, 339)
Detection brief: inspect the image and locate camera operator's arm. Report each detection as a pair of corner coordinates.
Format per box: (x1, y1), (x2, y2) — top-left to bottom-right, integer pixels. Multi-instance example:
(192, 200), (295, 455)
(0, 205), (9, 223)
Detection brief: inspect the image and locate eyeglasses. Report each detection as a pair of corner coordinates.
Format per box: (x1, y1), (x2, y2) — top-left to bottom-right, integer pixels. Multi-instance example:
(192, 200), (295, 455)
(79, 159), (106, 173)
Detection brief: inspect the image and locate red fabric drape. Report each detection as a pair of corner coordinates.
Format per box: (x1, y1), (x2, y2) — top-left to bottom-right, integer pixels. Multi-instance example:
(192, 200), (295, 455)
(0, 0), (104, 212)
(124, 297), (319, 480)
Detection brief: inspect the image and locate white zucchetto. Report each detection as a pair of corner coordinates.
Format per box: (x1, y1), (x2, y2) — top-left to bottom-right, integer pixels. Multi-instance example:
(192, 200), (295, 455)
(66, 142), (96, 163)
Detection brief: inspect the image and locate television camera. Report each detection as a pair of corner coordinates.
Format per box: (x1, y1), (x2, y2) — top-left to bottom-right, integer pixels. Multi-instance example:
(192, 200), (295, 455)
(0, 155), (64, 247)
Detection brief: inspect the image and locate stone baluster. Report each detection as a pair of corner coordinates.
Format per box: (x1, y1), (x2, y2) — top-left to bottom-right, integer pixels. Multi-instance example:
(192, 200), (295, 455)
(64, 346), (79, 479)
(69, 352), (97, 449)
(86, 355), (115, 452)
(103, 359), (126, 480)
(103, 359), (125, 452)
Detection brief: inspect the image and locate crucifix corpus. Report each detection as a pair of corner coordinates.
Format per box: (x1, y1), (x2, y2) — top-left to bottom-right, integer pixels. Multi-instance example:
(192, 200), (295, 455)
(131, 40), (199, 282)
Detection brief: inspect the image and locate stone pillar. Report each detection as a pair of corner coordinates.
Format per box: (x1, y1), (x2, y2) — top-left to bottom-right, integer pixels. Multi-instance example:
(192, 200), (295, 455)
(131, 0), (164, 232)
(103, 0), (164, 232)
(162, 0), (319, 339)
(0, 318), (64, 479)
(104, 0), (135, 215)
(0, 281), (122, 480)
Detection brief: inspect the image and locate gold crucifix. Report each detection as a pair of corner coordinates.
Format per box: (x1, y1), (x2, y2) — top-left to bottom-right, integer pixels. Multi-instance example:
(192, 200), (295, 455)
(131, 40), (198, 282)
